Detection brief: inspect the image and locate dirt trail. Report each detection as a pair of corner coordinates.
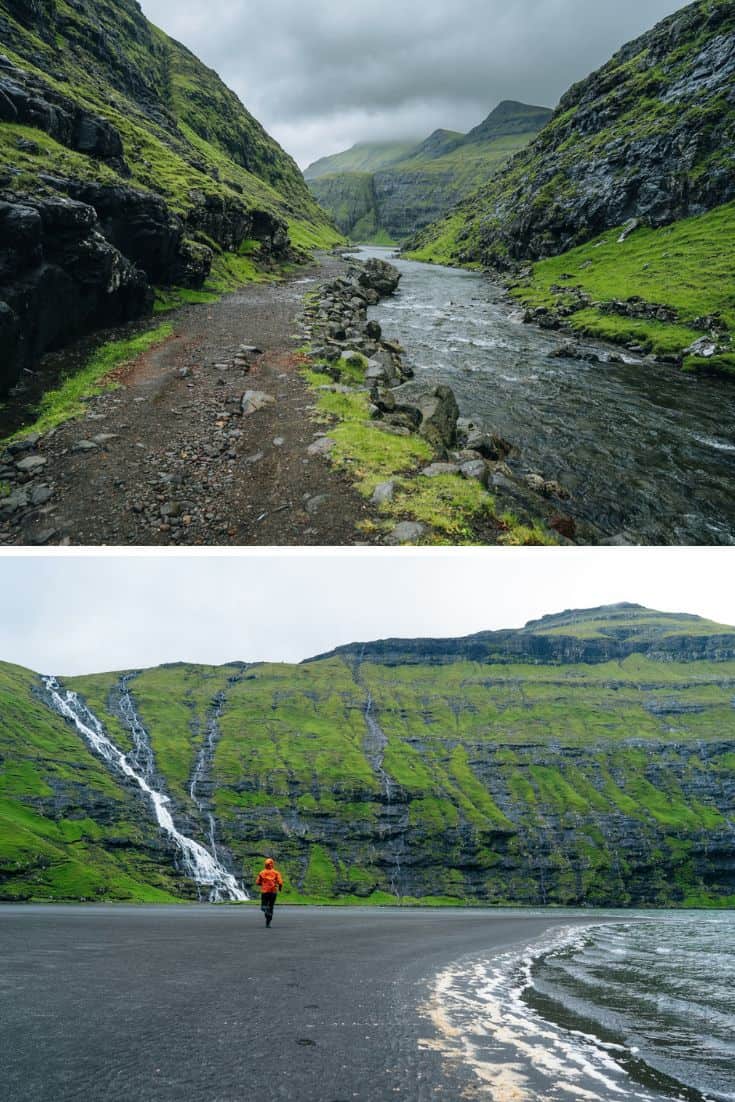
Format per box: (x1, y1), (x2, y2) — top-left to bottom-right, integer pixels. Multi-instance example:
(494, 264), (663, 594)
(0, 254), (378, 546)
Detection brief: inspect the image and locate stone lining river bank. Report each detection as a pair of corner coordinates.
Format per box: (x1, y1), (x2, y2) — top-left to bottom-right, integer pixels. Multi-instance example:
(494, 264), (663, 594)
(301, 255), (577, 544)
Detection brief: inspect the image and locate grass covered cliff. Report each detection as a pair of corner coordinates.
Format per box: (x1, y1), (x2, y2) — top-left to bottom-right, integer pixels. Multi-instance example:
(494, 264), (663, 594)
(408, 0), (735, 374)
(2, 604), (734, 907)
(305, 102), (552, 243)
(0, 0), (341, 394)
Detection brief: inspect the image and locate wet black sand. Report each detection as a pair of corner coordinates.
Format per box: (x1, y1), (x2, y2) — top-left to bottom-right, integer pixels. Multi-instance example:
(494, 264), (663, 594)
(0, 905), (589, 1101)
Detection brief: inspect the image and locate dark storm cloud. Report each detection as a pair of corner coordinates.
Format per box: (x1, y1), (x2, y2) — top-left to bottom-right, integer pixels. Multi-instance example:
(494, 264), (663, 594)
(140, 0), (685, 166)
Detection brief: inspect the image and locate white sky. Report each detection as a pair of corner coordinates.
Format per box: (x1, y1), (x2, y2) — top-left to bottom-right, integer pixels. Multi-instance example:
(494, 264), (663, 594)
(0, 549), (733, 675)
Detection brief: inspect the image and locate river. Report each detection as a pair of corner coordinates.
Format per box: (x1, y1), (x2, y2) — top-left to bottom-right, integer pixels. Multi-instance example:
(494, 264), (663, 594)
(357, 247), (735, 545)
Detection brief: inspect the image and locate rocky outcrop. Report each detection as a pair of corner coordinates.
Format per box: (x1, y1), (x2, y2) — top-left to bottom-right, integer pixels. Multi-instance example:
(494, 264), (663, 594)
(314, 604), (735, 667)
(0, 193), (151, 393)
(409, 0), (735, 265)
(0, 0), (330, 395)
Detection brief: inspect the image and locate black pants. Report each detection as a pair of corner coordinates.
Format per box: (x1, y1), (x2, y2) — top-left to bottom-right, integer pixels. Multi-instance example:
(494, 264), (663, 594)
(260, 892), (277, 922)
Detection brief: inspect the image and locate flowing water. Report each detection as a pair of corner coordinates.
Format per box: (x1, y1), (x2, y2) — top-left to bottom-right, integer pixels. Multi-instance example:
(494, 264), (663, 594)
(42, 676), (247, 902)
(189, 691), (226, 859)
(431, 912), (735, 1102)
(357, 247), (735, 545)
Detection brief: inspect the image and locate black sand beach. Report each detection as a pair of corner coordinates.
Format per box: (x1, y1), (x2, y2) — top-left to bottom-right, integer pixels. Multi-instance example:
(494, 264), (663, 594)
(0, 905), (589, 1101)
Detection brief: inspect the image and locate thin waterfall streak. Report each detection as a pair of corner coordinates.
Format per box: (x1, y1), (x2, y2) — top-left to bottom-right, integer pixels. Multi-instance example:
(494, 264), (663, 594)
(43, 676), (247, 902)
(358, 663), (406, 899)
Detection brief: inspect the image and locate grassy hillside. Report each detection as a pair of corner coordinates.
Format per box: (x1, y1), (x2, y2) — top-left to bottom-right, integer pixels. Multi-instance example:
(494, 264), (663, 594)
(509, 202), (735, 374)
(307, 102), (551, 243)
(2, 605), (735, 906)
(305, 140), (422, 180)
(0, 661), (186, 901)
(0, 0), (339, 251)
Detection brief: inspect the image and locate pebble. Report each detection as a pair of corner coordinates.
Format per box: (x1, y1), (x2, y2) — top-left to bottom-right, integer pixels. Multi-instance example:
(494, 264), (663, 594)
(372, 481), (395, 505)
(307, 437), (335, 457)
(386, 521), (426, 545)
(241, 390), (275, 415)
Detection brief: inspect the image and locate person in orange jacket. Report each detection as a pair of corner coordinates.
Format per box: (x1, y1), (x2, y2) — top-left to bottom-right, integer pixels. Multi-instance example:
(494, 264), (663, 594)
(255, 857), (283, 927)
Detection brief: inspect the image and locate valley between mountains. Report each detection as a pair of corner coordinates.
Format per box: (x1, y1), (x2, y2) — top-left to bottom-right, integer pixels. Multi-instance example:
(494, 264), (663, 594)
(2, 604), (735, 908)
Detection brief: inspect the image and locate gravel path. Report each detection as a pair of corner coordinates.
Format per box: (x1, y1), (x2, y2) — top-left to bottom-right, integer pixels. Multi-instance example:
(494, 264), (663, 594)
(1, 904), (588, 1102)
(0, 255), (378, 546)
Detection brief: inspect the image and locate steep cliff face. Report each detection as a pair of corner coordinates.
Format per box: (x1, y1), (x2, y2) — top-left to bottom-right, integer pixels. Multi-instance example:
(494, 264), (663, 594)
(306, 101), (551, 243)
(2, 606), (734, 907)
(0, 0), (339, 394)
(409, 0), (735, 267)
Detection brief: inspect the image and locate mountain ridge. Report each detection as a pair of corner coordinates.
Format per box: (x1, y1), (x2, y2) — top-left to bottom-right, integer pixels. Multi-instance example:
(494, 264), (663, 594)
(2, 603), (734, 907)
(305, 99), (552, 242)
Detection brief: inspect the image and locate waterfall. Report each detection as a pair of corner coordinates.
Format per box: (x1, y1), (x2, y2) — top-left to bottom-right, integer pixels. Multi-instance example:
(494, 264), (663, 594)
(189, 692), (225, 860)
(42, 676), (247, 903)
(359, 670), (408, 899)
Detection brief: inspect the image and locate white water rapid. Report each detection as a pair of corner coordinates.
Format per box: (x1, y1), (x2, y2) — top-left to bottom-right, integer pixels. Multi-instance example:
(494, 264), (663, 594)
(43, 676), (247, 902)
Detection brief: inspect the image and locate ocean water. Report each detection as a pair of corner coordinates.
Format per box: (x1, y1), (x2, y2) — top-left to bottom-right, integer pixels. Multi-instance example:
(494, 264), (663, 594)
(429, 913), (735, 1102)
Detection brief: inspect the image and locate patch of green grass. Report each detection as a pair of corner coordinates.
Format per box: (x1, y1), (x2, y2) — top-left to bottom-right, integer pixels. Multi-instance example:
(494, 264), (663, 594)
(153, 287), (221, 313)
(510, 202), (735, 364)
(329, 423), (434, 496)
(383, 474), (495, 542)
(404, 212), (482, 266)
(4, 323), (173, 443)
(288, 219), (345, 254)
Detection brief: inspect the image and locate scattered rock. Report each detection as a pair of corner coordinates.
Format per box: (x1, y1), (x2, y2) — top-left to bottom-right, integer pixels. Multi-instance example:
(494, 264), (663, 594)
(71, 440), (99, 452)
(422, 462), (461, 478)
(15, 454), (47, 473)
(371, 481), (394, 505)
(684, 336), (718, 358)
(29, 484), (53, 506)
(305, 494), (328, 515)
(307, 437), (335, 457)
(460, 460), (490, 486)
(241, 390), (275, 415)
(386, 521), (426, 545)
(29, 527), (57, 545)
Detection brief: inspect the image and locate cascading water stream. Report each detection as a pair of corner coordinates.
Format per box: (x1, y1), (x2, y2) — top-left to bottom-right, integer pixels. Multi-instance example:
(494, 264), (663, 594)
(42, 676), (247, 902)
(118, 673), (154, 778)
(189, 692), (226, 859)
(359, 668), (407, 899)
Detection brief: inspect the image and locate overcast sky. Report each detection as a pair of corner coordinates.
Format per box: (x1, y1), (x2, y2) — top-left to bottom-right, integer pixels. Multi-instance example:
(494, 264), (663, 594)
(139, 0), (685, 167)
(1, 549), (733, 676)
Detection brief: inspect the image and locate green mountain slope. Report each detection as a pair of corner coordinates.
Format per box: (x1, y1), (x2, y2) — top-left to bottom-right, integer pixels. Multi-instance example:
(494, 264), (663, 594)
(0, 0), (341, 394)
(305, 101), (552, 243)
(407, 1), (735, 372)
(305, 140), (422, 180)
(2, 605), (735, 907)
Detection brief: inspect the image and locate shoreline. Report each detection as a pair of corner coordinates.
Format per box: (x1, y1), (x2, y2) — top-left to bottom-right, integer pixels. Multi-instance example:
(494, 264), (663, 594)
(2, 904), (603, 1102)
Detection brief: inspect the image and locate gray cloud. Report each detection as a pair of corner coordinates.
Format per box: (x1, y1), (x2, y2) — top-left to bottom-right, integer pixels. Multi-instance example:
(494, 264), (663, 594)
(140, 0), (685, 166)
(0, 549), (732, 675)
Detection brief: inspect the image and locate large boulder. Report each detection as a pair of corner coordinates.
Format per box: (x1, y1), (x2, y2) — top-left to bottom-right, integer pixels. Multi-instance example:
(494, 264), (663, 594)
(417, 385), (459, 451)
(357, 257), (401, 296)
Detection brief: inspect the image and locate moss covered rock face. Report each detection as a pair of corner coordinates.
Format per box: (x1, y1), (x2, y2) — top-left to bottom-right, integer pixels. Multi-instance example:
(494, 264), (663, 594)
(2, 605), (735, 907)
(410, 0), (735, 267)
(0, 0), (339, 393)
